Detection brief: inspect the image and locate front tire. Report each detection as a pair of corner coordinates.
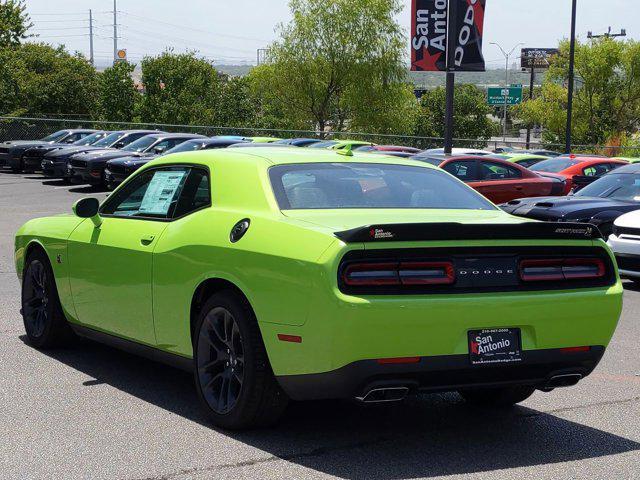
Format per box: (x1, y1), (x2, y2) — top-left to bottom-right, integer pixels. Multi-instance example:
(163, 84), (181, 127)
(193, 290), (288, 429)
(458, 385), (535, 407)
(21, 249), (74, 348)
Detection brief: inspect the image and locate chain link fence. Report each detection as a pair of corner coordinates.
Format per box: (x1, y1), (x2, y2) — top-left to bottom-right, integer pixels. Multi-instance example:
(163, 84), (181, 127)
(1, 116), (639, 156)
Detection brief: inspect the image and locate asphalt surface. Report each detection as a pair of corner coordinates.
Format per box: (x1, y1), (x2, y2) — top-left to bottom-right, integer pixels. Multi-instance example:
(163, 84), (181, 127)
(1, 170), (639, 480)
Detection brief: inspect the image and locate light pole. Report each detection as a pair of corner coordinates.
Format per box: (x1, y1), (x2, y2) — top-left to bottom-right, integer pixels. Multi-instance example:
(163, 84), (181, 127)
(565, 0), (577, 154)
(491, 42), (524, 142)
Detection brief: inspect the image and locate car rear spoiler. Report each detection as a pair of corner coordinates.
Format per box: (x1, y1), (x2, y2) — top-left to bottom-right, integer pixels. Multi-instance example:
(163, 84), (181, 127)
(334, 222), (602, 243)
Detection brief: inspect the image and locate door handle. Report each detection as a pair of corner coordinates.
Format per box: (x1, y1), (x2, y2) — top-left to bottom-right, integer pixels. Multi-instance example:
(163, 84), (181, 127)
(515, 186), (523, 190)
(140, 234), (155, 246)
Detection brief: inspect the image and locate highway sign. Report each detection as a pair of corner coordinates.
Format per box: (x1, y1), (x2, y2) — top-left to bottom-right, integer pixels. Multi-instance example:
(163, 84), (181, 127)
(488, 87), (523, 106)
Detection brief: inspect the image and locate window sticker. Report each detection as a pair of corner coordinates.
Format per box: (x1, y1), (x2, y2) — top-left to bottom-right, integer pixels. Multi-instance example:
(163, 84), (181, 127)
(139, 171), (186, 215)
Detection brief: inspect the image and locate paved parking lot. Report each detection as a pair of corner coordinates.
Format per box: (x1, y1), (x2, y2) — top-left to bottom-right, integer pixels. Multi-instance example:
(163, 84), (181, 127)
(1, 170), (640, 480)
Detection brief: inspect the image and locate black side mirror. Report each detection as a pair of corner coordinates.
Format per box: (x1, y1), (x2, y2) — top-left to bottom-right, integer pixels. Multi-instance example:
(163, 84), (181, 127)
(73, 198), (102, 227)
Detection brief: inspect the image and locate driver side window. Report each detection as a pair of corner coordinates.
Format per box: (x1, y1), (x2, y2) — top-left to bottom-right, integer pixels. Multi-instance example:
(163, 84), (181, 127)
(101, 167), (190, 219)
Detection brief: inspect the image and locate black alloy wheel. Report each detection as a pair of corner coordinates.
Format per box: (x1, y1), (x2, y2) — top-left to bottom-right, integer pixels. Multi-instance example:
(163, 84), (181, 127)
(196, 306), (245, 414)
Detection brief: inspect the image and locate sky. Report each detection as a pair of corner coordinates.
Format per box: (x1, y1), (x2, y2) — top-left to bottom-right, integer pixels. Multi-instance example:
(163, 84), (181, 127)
(24, 0), (639, 68)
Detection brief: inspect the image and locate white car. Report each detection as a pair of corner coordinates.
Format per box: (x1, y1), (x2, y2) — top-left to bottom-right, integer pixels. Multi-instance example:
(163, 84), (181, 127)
(608, 209), (640, 281)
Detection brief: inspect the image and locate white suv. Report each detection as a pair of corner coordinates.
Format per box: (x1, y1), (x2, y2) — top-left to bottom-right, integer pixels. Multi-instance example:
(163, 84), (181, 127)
(608, 209), (640, 281)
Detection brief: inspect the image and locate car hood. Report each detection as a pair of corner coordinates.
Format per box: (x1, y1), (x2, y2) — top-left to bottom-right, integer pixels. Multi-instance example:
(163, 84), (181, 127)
(2, 140), (48, 148)
(9, 141), (52, 151)
(47, 146), (113, 159)
(282, 208), (525, 232)
(501, 196), (640, 220)
(109, 154), (157, 167)
(73, 150), (142, 161)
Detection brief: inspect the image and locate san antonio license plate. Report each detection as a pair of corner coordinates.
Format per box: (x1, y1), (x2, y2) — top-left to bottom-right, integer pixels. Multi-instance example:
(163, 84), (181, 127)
(468, 328), (522, 366)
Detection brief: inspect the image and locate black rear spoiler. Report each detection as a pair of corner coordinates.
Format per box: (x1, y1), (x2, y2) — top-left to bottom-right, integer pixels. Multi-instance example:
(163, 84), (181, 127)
(334, 222), (602, 243)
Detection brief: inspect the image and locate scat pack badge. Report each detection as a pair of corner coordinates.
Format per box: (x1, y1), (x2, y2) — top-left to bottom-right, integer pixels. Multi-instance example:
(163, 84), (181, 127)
(369, 228), (395, 240)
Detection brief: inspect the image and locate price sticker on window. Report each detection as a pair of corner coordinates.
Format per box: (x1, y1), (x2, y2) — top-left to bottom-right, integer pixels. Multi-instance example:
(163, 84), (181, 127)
(139, 171), (186, 215)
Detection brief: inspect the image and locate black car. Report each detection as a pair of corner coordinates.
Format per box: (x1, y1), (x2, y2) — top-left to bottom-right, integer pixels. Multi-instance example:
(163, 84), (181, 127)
(5, 129), (97, 172)
(500, 163), (640, 236)
(43, 130), (162, 179)
(272, 137), (323, 147)
(68, 133), (206, 186)
(22, 131), (109, 172)
(104, 137), (249, 189)
(0, 129), (76, 167)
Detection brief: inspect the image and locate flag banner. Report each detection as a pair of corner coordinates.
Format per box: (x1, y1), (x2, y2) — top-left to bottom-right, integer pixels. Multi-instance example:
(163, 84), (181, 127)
(411, 0), (448, 71)
(411, 0), (486, 72)
(448, 0), (486, 71)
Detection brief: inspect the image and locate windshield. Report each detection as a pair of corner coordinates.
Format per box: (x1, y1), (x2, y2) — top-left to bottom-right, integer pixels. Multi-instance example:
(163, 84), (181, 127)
(575, 173), (640, 201)
(163, 140), (205, 155)
(530, 158), (581, 173)
(92, 132), (125, 148)
(72, 132), (103, 146)
(269, 163), (496, 210)
(308, 141), (338, 149)
(121, 136), (157, 153)
(41, 130), (69, 142)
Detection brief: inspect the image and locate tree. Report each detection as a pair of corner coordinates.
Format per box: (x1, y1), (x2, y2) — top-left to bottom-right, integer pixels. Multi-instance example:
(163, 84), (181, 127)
(249, 0), (413, 135)
(97, 61), (138, 122)
(0, 0), (33, 47)
(138, 51), (221, 125)
(214, 77), (259, 128)
(515, 38), (640, 146)
(413, 84), (497, 147)
(0, 43), (98, 116)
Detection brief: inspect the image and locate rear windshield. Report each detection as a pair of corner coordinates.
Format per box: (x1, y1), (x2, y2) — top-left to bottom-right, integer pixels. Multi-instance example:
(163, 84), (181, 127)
(269, 163), (496, 210)
(308, 141), (338, 149)
(530, 158), (581, 173)
(576, 173), (640, 201)
(164, 140), (205, 154)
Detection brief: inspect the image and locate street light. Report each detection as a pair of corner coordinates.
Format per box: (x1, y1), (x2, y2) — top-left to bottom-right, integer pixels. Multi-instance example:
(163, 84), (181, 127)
(490, 42), (524, 142)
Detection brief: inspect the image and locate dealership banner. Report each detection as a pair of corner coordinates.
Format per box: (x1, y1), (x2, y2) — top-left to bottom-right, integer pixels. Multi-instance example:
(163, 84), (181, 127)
(411, 0), (487, 72)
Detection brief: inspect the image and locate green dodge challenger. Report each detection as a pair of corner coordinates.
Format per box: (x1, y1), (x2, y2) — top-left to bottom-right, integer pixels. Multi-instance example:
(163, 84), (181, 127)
(15, 147), (623, 429)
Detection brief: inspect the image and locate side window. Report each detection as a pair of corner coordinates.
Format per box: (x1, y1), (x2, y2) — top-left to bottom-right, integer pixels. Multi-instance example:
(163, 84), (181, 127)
(442, 161), (477, 182)
(63, 133), (83, 143)
(173, 169), (211, 218)
(480, 161), (522, 180)
(101, 167), (190, 219)
(122, 133), (147, 146)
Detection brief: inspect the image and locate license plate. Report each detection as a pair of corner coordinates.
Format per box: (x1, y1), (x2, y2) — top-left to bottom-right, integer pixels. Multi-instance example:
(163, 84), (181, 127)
(468, 328), (522, 366)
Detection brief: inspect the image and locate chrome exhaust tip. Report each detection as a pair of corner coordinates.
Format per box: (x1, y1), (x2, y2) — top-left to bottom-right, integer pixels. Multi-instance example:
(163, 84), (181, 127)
(545, 373), (583, 389)
(356, 387), (409, 403)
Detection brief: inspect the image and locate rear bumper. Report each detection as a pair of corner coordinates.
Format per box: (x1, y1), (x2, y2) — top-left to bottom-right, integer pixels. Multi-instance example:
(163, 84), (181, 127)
(276, 346), (605, 401)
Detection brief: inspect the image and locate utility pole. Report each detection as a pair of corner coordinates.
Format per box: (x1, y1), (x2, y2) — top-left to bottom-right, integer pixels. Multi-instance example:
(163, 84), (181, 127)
(525, 66), (535, 148)
(442, 0), (458, 155)
(113, 0), (118, 64)
(587, 26), (627, 39)
(565, 0), (577, 154)
(491, 42), (523, 143)
(89, 9), (94, 66)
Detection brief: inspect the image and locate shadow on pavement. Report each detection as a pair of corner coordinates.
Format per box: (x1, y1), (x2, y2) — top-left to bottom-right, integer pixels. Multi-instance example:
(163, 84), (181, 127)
(68, 185), (109, 194)
(42, 179), (70, 187)
(24, 336), (640, 479)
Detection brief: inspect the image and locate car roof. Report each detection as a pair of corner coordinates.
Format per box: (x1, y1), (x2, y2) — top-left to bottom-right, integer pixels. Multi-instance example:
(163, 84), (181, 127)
(602, 163), (640, 174)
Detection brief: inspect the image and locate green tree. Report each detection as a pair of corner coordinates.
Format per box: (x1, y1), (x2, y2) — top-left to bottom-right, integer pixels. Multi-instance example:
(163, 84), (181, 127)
(249, 0), (412, 135)
(97, 61), (138, 122)
(0, 43), (98, 116)
(515, 38), (640, 146)
(214, 76), (259, 128)
(413, 84), (497, 145)
(0, 0), (33, 47)
(138, 51), (221, 125)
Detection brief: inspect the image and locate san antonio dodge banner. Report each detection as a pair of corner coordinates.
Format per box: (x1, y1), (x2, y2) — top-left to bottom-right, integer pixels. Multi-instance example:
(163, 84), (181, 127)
(411, 0), (487, 72)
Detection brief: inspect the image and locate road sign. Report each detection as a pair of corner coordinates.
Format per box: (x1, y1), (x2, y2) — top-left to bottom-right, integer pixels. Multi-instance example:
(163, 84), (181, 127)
(520, 48), (559, 69)
(115, 49), (127, 62)
(487, 87), (522, 106)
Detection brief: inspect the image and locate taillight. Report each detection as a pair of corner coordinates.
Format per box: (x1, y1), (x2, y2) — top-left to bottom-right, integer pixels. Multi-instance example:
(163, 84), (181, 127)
(343, 261), (455, 286)
(519, 258), (605, 282)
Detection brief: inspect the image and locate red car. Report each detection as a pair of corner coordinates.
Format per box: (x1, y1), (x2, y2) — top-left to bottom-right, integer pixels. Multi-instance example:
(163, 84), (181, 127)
(529, 156), (627, 193)
(425, 155), (565, 204)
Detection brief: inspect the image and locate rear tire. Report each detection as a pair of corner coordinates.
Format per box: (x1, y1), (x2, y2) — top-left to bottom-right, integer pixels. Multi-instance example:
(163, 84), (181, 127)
(193, 290), (288, 430)
(458, 385), (535, 407)
(21, 249), (74, 348)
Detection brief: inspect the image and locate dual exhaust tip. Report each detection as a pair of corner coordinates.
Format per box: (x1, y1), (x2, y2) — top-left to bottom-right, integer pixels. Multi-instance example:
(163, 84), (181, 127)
(356, 373), (583, 403)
